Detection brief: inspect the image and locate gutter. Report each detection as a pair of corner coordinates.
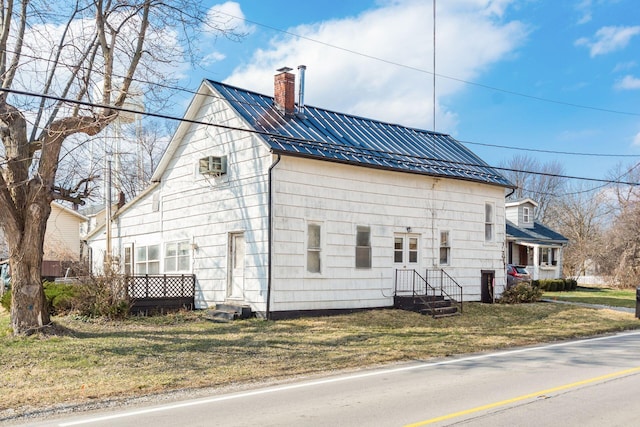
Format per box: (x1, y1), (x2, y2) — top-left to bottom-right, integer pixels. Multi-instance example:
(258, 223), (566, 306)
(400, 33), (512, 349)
(266, 153), (281, 320)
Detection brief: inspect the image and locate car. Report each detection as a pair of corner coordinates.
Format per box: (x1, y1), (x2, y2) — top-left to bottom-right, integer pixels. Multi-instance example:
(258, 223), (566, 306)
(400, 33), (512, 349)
(506, 264), (531, 288)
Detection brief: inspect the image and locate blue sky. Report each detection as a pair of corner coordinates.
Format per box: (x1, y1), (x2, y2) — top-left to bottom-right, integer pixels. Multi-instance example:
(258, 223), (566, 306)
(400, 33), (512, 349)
(183, 0), (640, 187)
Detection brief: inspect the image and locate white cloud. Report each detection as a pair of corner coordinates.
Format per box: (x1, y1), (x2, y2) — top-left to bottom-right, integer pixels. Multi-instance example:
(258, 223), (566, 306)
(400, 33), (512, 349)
(202, 51), (226, 66)
(224, 0), (528, 133)
(205, 2), (254, 36)
(575, 25), (640, 57)
(575, 0), (592, 25)
(613, 61), (637, 73)
(634, 132), (640, 147)
(614, 75), (640, 90)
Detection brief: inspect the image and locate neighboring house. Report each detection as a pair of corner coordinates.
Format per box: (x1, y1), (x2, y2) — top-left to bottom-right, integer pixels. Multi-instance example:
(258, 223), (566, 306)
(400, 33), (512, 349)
(86, 67), (514, 318)
(0, 202), (87, 278)
(505, 199), (568, 281)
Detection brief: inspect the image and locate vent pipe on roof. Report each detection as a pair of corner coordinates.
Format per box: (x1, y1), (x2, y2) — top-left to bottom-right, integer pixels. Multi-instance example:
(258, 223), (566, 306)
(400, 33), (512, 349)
(297, 65), (306, 115)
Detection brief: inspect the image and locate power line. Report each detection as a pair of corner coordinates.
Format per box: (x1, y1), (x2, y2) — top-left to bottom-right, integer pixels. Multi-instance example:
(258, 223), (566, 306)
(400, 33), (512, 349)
(2, 48), (638, 161)
(1, 86), (639, 188)
(459, 140), (640, 158)
(216, 8), (640, 118)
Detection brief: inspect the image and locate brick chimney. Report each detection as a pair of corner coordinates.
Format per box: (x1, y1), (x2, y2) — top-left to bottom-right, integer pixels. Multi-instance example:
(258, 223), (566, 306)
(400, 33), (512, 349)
(274, 67), (295, 115)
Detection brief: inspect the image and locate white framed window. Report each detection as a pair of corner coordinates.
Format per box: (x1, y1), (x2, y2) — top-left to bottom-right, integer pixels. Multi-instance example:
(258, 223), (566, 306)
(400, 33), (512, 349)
(165, 241), (191, 272)
(439, 231), (450, 265)
(540, 247), (557, 266)
(485, 203), (494, 242)
(356, 226), (372, 269)
(307, 223), (322, 273)
(135, 244), (160, 274)
(395, 235), (418, 264)
(523, 206), (531, 223)
(124, 245), (133, 276)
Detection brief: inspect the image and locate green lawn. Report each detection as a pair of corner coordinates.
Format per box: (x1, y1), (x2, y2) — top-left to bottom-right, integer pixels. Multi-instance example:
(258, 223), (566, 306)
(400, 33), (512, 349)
(544, 286), (637, 309)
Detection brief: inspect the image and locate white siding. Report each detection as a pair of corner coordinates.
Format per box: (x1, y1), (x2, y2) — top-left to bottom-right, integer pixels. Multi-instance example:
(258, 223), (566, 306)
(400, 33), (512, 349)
(270, 157), (507, 312)
(91, 88), (273, 312)
(43, 204), (85, 261)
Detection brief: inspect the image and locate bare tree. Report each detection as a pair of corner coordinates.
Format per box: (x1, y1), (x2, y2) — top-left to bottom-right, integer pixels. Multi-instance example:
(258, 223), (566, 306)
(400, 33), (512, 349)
(111, 119), (171, 202)
(0, 0), (236, 335)
(500, 154), (566, 222)
(545, 183), (608, 279)
(594, 163), (640, 287)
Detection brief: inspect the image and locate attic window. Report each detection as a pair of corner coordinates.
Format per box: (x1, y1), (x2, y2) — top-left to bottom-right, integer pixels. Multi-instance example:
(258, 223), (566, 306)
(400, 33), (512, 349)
(523, 206), (531, 223)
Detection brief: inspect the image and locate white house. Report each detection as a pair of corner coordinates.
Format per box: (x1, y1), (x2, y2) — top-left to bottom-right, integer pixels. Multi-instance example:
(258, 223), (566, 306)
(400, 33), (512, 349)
(86, 67), (514, 318)
(1, 202), (87, 278)
(505, 198), (568, 280)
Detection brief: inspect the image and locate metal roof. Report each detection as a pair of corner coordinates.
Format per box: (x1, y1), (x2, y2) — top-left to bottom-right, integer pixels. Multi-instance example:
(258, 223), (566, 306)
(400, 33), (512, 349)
(506, 220), (569, 245)
(208, 80), (513, 187)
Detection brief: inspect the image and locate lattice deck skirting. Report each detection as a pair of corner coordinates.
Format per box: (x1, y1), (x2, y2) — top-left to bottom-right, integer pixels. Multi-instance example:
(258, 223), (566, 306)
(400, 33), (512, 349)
(126, 274), (196, 313)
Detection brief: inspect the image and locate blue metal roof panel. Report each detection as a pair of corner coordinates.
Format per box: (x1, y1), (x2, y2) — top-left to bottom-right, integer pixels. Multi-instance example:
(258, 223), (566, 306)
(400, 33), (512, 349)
(208, 80), (513, 187)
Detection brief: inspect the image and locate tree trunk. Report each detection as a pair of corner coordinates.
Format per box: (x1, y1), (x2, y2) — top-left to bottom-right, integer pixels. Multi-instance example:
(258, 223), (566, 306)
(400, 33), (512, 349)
(10, 256), (50, 335)
(8, 197), (52, 335)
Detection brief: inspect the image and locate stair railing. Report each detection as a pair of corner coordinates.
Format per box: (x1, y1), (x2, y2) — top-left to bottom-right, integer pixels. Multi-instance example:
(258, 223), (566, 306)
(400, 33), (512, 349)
(426, 269), (463, 314)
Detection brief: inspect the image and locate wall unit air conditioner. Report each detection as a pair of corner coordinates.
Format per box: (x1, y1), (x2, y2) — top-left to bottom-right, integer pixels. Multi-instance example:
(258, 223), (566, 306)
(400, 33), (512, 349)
(199, 155), (227, 175)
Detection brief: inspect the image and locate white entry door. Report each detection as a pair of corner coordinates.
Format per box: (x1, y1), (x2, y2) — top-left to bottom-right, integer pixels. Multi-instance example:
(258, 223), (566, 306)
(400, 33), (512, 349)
(228, 233), (245, 299)
(393, 234), (419, 269)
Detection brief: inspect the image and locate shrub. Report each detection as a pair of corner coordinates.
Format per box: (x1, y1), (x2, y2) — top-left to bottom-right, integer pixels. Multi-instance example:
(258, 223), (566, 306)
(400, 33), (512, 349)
(73, 275), (130, 319)
(1, 290), (10, 312)
(499, 282), (543, 304)
(0, 276), (130, 319)
(43, 282), (79, 315)
(538, 279), (578, 292)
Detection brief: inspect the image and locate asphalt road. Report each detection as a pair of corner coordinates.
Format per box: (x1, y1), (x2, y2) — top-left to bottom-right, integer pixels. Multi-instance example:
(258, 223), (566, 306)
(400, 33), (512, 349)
(18, 330), (640, 427)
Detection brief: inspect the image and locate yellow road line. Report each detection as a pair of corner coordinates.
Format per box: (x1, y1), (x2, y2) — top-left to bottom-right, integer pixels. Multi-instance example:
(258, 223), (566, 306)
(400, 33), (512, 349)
(405, 366), (640, 427)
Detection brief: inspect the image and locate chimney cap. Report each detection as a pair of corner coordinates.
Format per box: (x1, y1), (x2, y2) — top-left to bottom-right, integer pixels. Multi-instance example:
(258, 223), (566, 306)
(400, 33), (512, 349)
(276, 66), (293, 73)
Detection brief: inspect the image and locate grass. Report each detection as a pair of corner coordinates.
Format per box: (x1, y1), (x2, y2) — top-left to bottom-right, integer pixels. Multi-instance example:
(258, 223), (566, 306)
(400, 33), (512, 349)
(1, 302), (639, 419)
(544, 286), (637, 309)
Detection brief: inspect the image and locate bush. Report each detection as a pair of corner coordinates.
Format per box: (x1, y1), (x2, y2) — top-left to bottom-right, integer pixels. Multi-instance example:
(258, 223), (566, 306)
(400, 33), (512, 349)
(2, 276), (130, 319)
(43, 282), (79, 315)
(538, 279), (577, 293)
(499, 282), (543, 304)
(1, 290), (10, 312)
(73, 275), (130, 319)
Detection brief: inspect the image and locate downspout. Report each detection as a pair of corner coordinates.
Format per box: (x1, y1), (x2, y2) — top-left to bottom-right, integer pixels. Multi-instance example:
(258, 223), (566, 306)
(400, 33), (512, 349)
(266, 153), (281, 320)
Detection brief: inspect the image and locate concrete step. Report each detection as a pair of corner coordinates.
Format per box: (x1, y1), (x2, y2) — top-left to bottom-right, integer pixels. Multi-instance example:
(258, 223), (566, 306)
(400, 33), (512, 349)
(205, 303), (253, 322)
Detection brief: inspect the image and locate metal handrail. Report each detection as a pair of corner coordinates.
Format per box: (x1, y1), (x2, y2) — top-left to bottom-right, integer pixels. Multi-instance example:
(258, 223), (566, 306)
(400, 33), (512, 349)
(426, 269), (463, 314)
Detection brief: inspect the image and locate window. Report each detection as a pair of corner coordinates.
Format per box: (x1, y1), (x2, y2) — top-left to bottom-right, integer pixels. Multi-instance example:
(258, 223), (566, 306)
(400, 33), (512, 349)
(540, 247), (557, 266)
(394, 235), (418, 265)
(355, 226), (371, 269)
(485, 203), (494, 242)
(165, 241), (190, 272)
(307, 224), (321, 273)
(124, 245), (133, 276)
(439, 231), (450, 265)
(394, 237), (403, 263)
(408, 237), (418, 263)
(523, 206), (531, 223)
(135, 245), (160, 274)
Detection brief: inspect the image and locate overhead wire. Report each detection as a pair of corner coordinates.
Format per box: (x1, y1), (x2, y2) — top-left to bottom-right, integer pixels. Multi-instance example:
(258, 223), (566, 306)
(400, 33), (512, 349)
(2, 47), (639, 163)
(1, 86), (639, 188)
